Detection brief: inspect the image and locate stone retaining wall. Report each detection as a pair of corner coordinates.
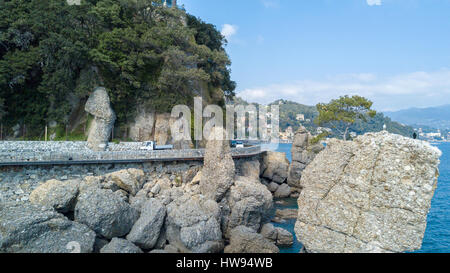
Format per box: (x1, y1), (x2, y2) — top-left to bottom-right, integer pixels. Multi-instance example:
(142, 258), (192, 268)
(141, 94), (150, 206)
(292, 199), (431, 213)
(0, 141), (262, 164)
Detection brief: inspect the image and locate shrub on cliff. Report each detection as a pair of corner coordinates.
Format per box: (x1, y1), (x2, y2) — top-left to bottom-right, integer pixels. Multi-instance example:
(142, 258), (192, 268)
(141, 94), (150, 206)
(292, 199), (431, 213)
(0, 0), (235, 136)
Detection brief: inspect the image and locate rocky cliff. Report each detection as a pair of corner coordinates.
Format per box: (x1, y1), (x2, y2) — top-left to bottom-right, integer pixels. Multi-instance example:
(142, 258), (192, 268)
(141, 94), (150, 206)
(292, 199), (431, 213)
(294, 131), (441, 253)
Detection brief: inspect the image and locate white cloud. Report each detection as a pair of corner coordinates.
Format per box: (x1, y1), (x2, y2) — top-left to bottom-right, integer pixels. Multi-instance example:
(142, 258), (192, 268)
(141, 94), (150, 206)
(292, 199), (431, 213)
(367, 0), (382, 6)
(261, 0), (279, 8)
(221, 24), (238, 40)
(238, 69), (450, 111)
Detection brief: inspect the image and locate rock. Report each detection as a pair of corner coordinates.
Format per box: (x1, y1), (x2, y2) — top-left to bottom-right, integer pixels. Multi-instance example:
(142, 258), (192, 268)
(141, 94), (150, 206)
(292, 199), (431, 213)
(165, 194), (223, 253)
(149, 249), (168, 253)
(154, 113), (172, 145)
(276, 227), (294, 246)
(93, 237), (109, 253)
(0, 203), (95, 253)
(268, 182), (279, 193)
(100, 238), (143, 253)
(127, 199), (166, 250)
(106, 168), (145, 196)
(151, 184), (161, 195)
(85, 87), (116, 151)
(224, 226), (279, 253)
(276, 209), (298, 220)
(200, 127), (235, 202)
(223, 176), (273, 237)
(274, 183), (291, 198)
(238, 160), (261, 180)
(287, 126), (324, 188)
(294, 131), (442, 253)
(29, 179), (79, 213)
(261, 152), (289, 184)
(74, 188), (139, 239)
(260, 223), (277, 241)
(129, 109), (156, 142)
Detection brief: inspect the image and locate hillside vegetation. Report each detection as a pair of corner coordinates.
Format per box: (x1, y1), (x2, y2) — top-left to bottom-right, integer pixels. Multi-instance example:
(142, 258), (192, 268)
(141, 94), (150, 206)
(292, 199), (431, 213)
(239, 98), (415, 139)
(0, 0), (235, 137)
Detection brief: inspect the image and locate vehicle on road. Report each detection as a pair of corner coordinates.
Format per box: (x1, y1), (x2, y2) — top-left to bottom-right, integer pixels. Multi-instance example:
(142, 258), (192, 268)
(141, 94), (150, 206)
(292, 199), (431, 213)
(140, 141), (173, 151)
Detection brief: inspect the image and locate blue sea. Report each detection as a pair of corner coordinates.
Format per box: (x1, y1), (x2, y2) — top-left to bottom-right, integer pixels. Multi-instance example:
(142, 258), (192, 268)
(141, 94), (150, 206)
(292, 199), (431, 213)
(275, 142), (450, 253)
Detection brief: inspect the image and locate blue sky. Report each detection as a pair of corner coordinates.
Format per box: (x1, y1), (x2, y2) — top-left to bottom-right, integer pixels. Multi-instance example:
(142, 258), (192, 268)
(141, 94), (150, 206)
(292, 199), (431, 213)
(178, 0), (450, 111)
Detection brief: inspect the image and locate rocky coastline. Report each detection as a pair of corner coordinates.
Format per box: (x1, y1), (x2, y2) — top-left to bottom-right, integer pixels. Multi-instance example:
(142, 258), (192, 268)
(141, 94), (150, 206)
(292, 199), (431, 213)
(0, 127), (442, 253)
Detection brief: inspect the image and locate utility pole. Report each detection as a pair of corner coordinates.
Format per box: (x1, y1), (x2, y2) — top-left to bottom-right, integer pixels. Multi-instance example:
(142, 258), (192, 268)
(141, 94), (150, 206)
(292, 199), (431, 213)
(45, 125), (48, 142)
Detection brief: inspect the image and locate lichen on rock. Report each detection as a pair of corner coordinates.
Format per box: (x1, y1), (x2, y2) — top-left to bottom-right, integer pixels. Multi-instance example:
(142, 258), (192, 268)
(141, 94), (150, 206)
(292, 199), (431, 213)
(294, 131), (442, 253)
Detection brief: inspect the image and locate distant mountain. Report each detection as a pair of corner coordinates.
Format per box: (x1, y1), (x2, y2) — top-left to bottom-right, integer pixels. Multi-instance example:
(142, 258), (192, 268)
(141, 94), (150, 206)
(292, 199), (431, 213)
(385, 105), (450, 130)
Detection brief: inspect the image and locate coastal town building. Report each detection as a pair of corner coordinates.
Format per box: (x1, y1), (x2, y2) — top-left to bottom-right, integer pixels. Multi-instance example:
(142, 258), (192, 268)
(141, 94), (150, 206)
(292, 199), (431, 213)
(296, 114), (305, 121)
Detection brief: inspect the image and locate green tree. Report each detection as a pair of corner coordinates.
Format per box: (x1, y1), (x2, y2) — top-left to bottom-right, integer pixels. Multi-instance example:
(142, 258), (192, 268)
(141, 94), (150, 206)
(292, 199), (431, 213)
(315, 95), (377, 140)
(0, 0), (235, 137)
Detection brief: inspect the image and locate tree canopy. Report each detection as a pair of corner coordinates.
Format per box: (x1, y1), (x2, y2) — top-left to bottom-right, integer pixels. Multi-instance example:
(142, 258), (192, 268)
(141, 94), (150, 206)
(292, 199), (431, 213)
(0, 0), (235, 136)
(315, 95), (377, 140)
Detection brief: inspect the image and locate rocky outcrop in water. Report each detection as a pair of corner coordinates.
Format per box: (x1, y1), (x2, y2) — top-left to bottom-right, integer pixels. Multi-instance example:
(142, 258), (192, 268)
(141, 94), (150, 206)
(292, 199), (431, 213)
(288, 126), (324, 190)
(294, 131), (442, 253)
(85, 87), (116, 151)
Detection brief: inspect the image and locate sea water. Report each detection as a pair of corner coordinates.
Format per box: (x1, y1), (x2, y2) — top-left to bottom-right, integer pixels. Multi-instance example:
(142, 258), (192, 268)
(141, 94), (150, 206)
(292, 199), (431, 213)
(275, 142), (450, 253)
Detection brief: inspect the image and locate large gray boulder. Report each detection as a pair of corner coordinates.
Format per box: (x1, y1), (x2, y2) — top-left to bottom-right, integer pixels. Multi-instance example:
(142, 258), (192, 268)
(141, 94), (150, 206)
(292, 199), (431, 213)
(85, 87), (116, 151)
(126, 199), (166, 250)
(224, 226), (279, 253)
(0, 203), (96, 253)
(74, 188), (139, 239)
(165, 194), (223, 253)
(100, 238), (143, 253)
(200, 127), (235, 202)
(222, 176), (273, 237)
(294, 131), (442, 253)
(29, 179), (79, 213)
(261, 152), (289, 184)
(287, 126), (324, 188)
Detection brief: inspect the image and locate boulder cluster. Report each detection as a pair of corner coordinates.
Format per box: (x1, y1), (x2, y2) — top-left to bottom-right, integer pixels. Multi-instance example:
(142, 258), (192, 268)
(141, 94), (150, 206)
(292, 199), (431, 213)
(0, 127), (289, 253)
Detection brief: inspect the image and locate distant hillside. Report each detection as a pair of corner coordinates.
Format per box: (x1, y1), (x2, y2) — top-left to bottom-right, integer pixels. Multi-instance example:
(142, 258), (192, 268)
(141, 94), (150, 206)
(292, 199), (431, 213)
(234, 98), (415, 139)
(385, 105), (450, 130)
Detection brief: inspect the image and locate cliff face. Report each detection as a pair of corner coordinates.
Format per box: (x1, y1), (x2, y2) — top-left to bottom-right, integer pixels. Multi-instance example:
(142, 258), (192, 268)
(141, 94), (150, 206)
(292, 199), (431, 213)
(294, 131), (442, 253)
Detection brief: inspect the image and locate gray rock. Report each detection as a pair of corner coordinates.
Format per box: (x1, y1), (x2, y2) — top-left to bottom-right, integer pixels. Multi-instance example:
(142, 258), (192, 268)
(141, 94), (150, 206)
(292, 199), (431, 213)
(224, 226), (279, 253)
(238, 160), (261, 180)
(274, 183), (291, 198)
(223, 176), (273, 237)
(29, 179), (79, 213)
(200, 127), (235, 202)
(261, 152), (289, 184)
(275, 227), (294, 246)
(74, 188), (139, 239)
(294, 131), (442, 253)
(126, 199), (166, 250)
(85, 87), (116, 151)
(260, 223), (277, 241)
(100, 238), (143, 253)
(287, 126), (324, 188)
(268, 182), (279, 193)
(0, 203), (95, 253)
(165, 194), (223, 253)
